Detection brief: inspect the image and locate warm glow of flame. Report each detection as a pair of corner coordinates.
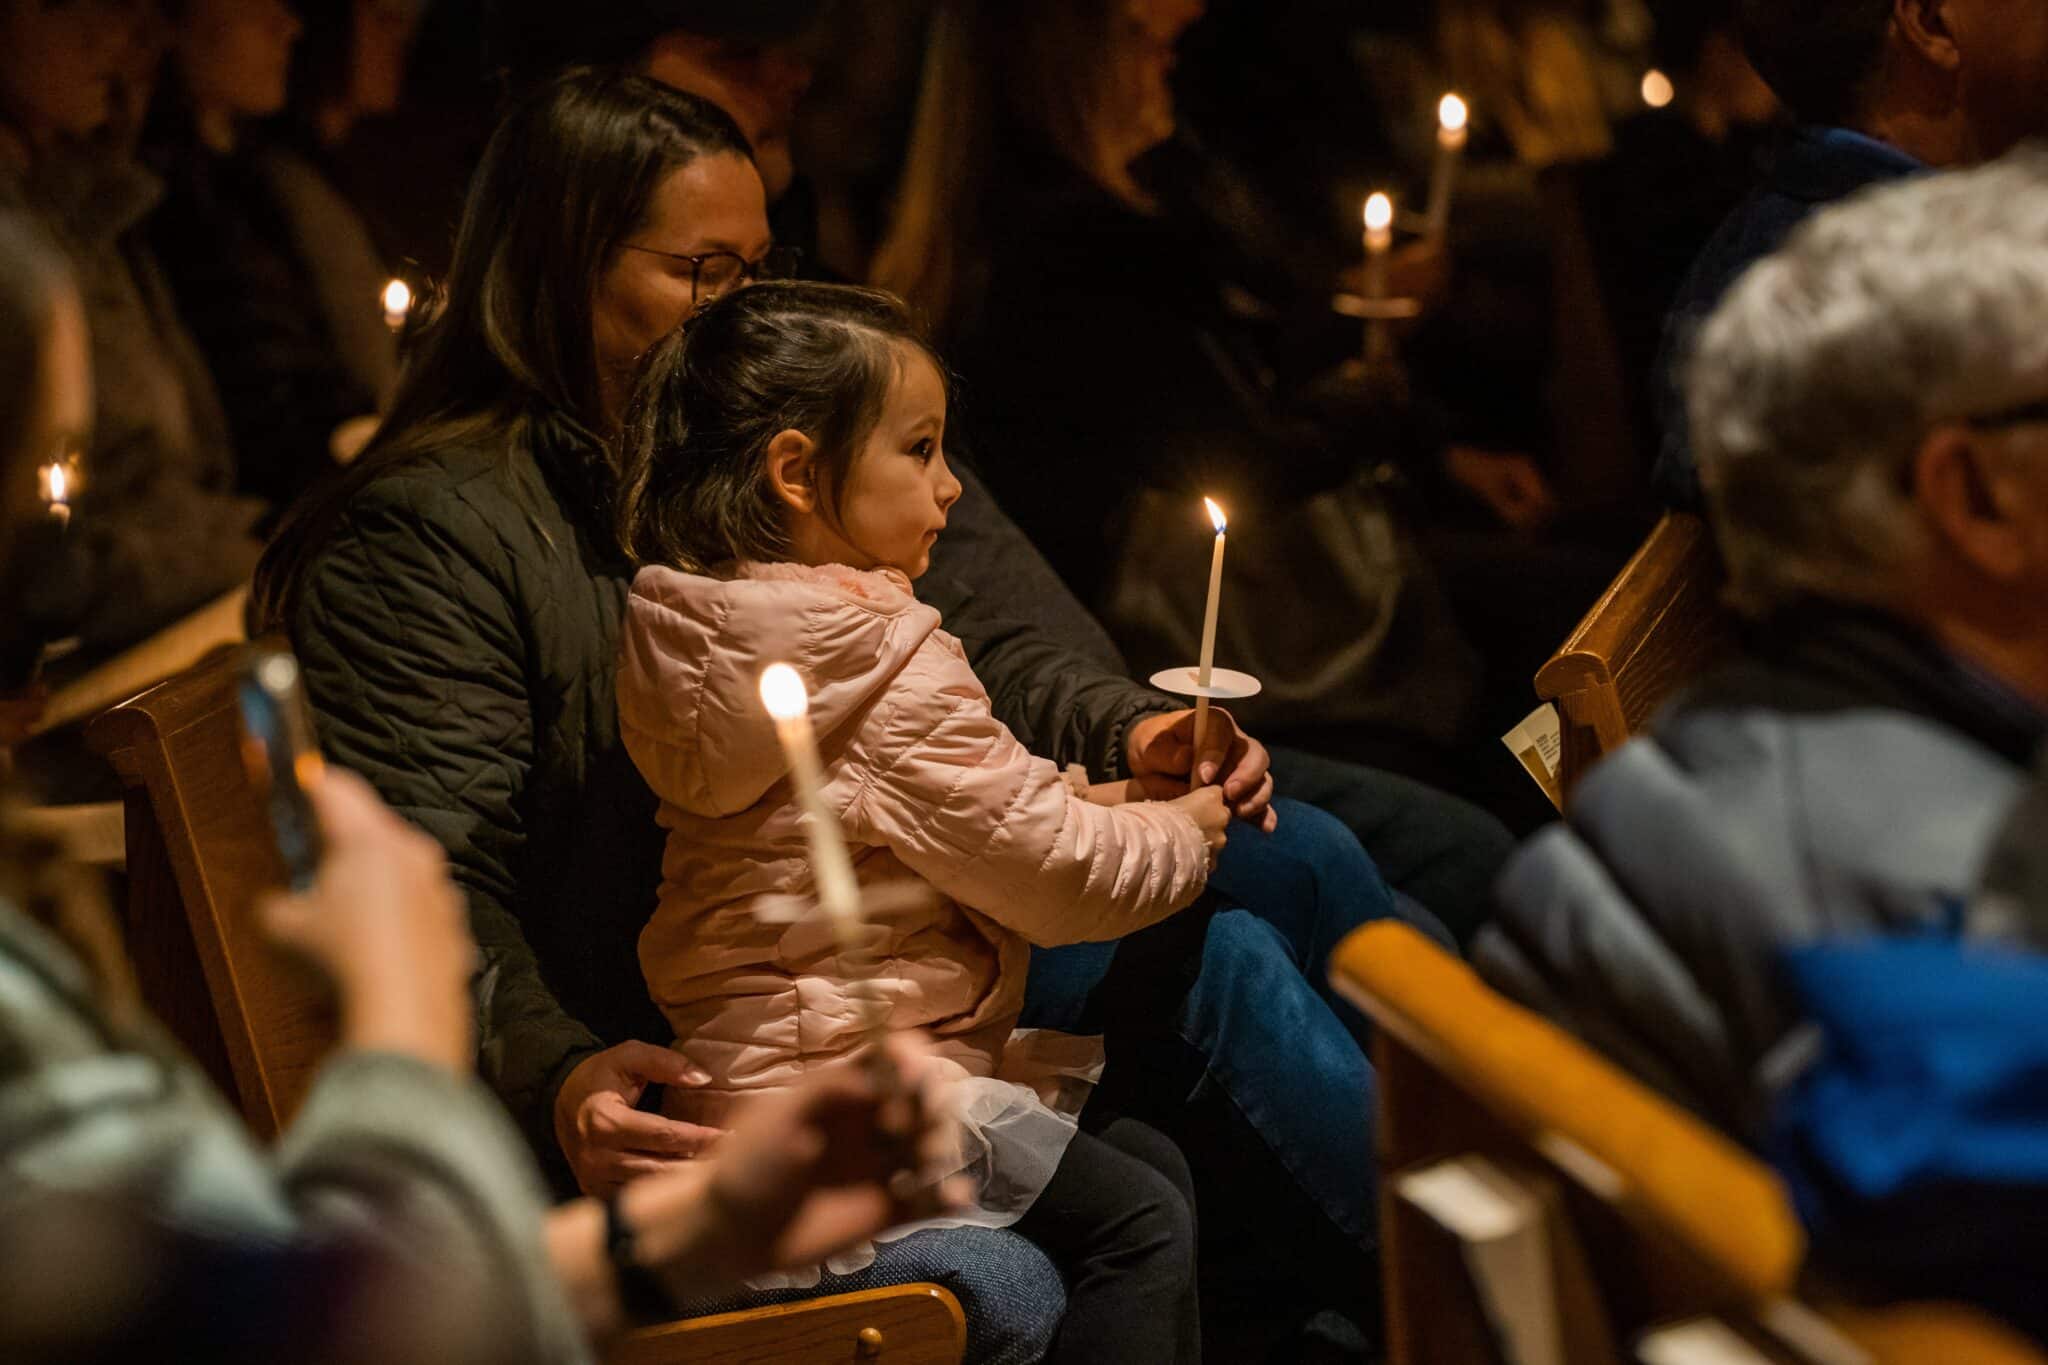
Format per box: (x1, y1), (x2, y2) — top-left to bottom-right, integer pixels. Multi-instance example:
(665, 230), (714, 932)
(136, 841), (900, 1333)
(1438, 94), (1469, 134)
(1204, 497), (1227, 535)
(759, 663), (809, 721)
(1641, 69), (1675, 109)
(45, 462), (68, 504)
(381, 278), (412, 317)
(1364, 193), (1394, 233)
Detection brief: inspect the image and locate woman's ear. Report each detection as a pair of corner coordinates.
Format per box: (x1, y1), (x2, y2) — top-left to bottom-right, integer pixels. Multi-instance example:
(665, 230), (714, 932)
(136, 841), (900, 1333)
(765, 429), (819, 514)
(1914, 424), (2028, 580)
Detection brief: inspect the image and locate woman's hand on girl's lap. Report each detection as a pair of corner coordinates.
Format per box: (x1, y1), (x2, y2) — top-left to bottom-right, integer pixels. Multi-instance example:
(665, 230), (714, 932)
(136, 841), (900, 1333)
(259, 768), (478, 1075)
(624, 1033), (970, 1294)
(555, 1041), (724, 1197)
(1126, 707), (1279, 832)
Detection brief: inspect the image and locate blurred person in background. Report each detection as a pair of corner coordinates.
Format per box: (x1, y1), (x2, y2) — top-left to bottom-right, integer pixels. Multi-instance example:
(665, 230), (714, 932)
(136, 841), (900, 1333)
(145, 0), (412, 509)
(1654, 0), (2048, 508)
(870, 0), (1599, 828)
(0, 202), (968, 1365)
(0, 0), (265, 698)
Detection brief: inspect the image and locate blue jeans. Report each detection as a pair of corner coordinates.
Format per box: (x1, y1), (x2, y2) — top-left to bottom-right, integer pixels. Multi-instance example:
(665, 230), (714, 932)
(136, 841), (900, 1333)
(1021, 798), (1452, 1253)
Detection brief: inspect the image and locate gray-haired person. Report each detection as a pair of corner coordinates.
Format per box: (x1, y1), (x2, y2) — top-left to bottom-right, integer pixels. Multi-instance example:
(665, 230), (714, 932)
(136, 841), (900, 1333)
(1475, 146), (2048, 1144)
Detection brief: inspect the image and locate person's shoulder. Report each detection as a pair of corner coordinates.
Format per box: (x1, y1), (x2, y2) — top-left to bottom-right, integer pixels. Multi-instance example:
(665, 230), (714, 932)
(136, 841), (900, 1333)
(340, 440), (558, 536)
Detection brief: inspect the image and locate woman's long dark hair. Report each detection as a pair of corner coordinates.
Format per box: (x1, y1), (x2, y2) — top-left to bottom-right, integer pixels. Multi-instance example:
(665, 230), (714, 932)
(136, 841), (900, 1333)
(252, 67), (751, 625)
(617, 282), (943, 572)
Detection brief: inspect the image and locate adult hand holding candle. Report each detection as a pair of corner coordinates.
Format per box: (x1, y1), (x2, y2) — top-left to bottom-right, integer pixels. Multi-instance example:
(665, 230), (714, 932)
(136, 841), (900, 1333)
(1191, 497), (1226, 791)
(1425, 94), (1469, 242)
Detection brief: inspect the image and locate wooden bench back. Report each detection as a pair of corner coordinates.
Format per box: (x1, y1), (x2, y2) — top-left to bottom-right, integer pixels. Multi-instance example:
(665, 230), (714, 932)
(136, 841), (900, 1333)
(1535, 512), (1733, 796)
(1331, 922), (2044, 1365)
(88, 640), (335, 1139)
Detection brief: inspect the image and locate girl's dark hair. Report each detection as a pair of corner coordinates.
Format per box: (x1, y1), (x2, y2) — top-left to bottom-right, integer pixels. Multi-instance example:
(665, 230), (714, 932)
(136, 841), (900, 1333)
(617, 281), (943, 571)
(252, 66), (752, 625)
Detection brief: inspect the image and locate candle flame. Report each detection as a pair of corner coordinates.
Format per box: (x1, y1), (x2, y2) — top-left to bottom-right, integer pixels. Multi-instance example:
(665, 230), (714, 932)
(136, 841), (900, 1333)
(45, 462), (68, 504)
(1203, 497), (1227, 535)
(1438, 93), (1469, 134)
(1363, 193), (1394, 233)
(1641, 69), (1675, 109)
(759, 663), (809, 721)
(381, 278), (412, 317)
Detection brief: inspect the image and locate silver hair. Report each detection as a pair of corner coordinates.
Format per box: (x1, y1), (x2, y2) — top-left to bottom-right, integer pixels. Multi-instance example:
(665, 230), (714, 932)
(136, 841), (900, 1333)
(1686, 143), (2048, 617)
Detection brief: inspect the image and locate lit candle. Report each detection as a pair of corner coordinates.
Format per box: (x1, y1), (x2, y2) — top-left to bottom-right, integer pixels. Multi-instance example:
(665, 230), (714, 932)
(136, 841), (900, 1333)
(1191, 498), (1226, 790)
(758, 663), (863, 945)
(1641, 69), (1675, 110)
(381, 277), (412, 333)
(759, 663), (899, 1075)
(1425, 94), (1468, 241)
(38, 455), (78, 528)
(1363, 192), (1395, 300)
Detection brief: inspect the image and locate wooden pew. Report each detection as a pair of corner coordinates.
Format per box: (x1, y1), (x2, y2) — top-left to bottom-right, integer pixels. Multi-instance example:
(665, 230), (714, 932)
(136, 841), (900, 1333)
(86, 644), (966, 1365)
(1330, 921), (2044, 1365)
(1534, 513), (1733, 798)
(35, 586), (250, 737)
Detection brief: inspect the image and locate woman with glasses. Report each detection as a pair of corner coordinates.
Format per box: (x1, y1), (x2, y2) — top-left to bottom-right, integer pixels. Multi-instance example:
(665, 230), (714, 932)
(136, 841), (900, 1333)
(253, 68), (1064, 1364)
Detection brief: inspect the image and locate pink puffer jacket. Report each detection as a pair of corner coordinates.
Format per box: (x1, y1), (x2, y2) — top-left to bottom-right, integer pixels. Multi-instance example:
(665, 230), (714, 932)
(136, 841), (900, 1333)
(617, 560), (1210, 1119)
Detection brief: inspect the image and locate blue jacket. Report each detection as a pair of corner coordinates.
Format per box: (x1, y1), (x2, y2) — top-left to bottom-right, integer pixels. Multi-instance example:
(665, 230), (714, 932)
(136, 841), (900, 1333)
(1771, 937), (2048, 1345)
(1652, 128), (1924, 509)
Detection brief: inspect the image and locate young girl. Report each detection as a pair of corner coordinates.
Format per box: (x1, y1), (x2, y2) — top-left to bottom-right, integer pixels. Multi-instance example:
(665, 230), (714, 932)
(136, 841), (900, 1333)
(615, 281), (1224, 1363)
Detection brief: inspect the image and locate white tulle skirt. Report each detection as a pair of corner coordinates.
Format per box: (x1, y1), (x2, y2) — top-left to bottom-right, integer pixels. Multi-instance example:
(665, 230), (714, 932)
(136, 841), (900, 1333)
(739, 1028), (1102, 1291)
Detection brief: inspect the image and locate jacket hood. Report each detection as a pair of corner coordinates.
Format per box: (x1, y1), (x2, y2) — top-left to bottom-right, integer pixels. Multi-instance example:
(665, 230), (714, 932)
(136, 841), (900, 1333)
(620, 560), (941, 818)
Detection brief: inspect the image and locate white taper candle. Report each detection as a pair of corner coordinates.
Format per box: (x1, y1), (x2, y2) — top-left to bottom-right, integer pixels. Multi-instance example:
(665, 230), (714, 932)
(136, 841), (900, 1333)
(1192, 498), (1227, 790)
(759, 664), (863, 947)
(1425, 94), (1468, 241)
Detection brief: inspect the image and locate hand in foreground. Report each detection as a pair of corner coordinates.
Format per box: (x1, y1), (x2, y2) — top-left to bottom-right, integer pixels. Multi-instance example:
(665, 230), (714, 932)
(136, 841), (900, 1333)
(556, 1042), (723, 1197)
(624, 1033), (970, 1294)
(1127, 706), (1278, 832)
(260, 768), (478, 1074)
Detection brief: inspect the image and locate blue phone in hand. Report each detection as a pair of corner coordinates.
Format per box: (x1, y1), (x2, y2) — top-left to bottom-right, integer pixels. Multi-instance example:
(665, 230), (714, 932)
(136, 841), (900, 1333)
(236, 647), (326, 894)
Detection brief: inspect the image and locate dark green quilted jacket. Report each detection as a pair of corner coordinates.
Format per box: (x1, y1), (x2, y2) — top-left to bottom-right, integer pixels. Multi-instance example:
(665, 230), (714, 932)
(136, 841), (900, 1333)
(286, 425), (1173, 1182)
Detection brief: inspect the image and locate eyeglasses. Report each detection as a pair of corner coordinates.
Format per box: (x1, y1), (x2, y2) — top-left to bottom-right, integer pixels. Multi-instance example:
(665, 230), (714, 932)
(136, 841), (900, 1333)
(620, 244), (804, 303)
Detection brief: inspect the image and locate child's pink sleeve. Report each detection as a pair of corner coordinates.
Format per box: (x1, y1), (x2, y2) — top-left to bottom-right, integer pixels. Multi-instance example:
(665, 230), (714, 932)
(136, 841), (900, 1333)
(849, 640), (1210, 947)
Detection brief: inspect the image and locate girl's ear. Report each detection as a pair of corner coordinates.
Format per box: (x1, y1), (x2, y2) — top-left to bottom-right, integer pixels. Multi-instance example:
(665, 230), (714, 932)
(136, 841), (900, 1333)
(765, 429), (819, 514)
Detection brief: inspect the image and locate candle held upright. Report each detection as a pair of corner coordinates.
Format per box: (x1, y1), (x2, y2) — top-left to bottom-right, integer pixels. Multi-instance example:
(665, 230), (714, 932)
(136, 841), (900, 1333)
(758, 663), (899, 1073)
(758, 663), (863, 942)
(381, 278), (412, 334)
(38, 454), (79, 528)
(1361, 193), (1397, 365)
(1191, 498), (1227, 791)
(1425, 94), (1469, 241)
